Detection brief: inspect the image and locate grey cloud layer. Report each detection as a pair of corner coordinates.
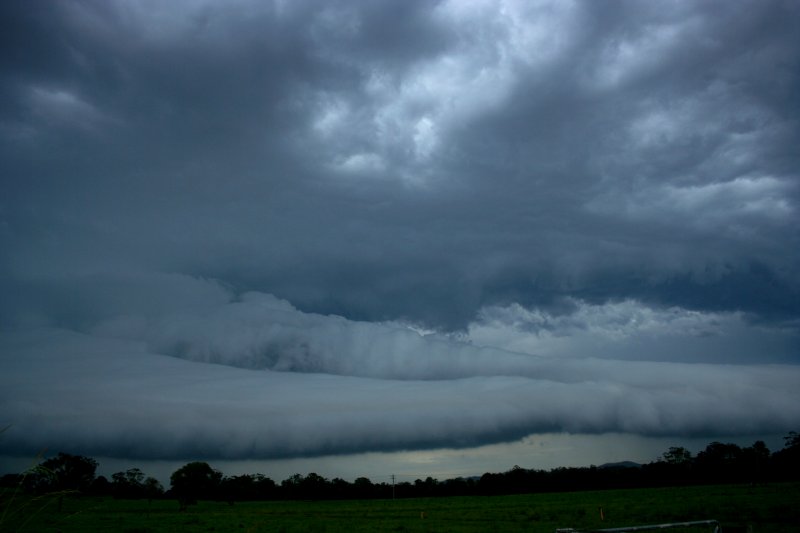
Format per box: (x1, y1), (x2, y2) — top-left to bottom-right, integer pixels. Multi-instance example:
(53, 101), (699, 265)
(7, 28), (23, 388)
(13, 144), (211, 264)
(1, 1), (799, 461)
(2, 0), (798, 333)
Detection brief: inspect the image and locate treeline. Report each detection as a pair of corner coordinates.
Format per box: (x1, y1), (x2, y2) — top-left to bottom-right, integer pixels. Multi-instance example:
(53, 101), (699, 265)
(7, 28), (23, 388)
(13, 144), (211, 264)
(2, 433), (799, 504)
(480, 438), (798, 495)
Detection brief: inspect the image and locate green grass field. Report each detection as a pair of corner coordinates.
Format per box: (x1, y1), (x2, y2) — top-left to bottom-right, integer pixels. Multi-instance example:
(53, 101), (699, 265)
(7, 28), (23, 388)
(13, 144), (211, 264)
(2, 483), (798, 532)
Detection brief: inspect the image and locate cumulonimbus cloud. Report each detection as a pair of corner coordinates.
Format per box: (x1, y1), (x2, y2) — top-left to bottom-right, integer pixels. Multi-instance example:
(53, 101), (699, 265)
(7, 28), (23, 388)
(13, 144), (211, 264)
(1, 1), (798, 464)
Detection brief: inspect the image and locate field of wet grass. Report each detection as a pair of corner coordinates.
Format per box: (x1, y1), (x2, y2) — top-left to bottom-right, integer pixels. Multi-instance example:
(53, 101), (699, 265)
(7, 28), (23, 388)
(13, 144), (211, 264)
(2, 482), (798, 532)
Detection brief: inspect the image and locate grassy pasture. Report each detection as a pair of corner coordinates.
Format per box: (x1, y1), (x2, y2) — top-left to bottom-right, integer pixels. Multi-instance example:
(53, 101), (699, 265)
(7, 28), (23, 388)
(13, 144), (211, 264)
(1, 483), (798, 532)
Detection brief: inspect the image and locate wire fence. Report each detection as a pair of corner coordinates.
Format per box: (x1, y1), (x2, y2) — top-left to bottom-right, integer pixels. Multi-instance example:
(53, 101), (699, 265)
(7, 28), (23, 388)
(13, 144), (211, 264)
(556, 519), (722, 533)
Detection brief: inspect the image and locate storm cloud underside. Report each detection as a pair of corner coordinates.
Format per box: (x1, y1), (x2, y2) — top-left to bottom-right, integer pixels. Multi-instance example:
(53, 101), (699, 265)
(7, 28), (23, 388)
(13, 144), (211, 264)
(1, 0), (799, 462)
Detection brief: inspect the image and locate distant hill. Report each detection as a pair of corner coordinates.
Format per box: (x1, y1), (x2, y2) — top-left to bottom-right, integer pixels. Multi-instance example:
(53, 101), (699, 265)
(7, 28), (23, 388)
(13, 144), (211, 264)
(598, 461), (642, 469)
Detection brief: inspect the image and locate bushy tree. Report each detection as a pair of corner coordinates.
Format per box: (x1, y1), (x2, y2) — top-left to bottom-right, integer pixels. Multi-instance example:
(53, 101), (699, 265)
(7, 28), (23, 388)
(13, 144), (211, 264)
(352, 476), (374, 499)
(143, 476), (164, 501)
(772, 431), (800, 479)
(170, 462), (222, 508)
(300, 472), (328, 500)
(89, 475), (111, 496)
(26, 453), (97, 494)
(219, 474), (261, 502)
(741, 441), (770, 483)
(106, 468), (164, 500)
(694, 442), (743, 482)
(112, 468), (153, 499)
(662, 446), (692, 465)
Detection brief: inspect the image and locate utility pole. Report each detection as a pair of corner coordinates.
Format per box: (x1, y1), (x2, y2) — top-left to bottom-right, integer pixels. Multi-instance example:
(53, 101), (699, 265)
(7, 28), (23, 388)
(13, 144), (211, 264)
(391, 474), (395, 499)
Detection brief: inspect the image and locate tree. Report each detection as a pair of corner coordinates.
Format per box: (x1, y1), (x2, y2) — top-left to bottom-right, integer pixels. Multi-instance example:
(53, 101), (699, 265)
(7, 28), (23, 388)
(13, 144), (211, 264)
(170, 462), (222, 508)
(741, 441), (770, 483)
(280, 473), (304, 499)
(89, 475), (111, 496)
(253, 474), (277, 500)
(300, 472), (329, 500)
(694, 442), (742, 482)
(220, 474), (259, 502)
(111, 468), (146, 499)
(143, 476), (164, 501)
(26, 453), (97, 494)
(772, 431), (800, 479)
(644, 446), (694, 486)
(414, 476), (439, 497)
(352, 477), (374, 499)
(662, 447), (692, 465)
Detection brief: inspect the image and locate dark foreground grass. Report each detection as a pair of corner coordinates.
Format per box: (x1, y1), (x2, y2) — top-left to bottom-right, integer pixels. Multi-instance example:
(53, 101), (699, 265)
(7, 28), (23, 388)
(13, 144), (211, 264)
(2, 483), (798, 532)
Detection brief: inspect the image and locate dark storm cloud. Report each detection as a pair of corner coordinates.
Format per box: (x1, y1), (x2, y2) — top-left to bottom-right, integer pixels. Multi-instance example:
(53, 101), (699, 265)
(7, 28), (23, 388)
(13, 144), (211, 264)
(2, 0), (798, 331)
(1, 0), (799, 461)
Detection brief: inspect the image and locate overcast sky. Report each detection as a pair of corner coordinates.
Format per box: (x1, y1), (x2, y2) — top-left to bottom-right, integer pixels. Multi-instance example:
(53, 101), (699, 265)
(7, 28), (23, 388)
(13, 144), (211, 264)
(1, 0), (799, 481)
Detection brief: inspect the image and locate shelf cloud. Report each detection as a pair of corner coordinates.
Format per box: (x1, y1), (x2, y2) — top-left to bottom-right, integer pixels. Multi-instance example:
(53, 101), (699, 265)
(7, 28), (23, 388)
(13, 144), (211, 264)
(2, 287), (798, 460)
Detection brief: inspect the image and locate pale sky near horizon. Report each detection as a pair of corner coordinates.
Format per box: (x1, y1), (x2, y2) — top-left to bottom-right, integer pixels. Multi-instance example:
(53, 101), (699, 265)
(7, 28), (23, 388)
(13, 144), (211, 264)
(2, 432), (788, 487)
(1, 0), (799, 482)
